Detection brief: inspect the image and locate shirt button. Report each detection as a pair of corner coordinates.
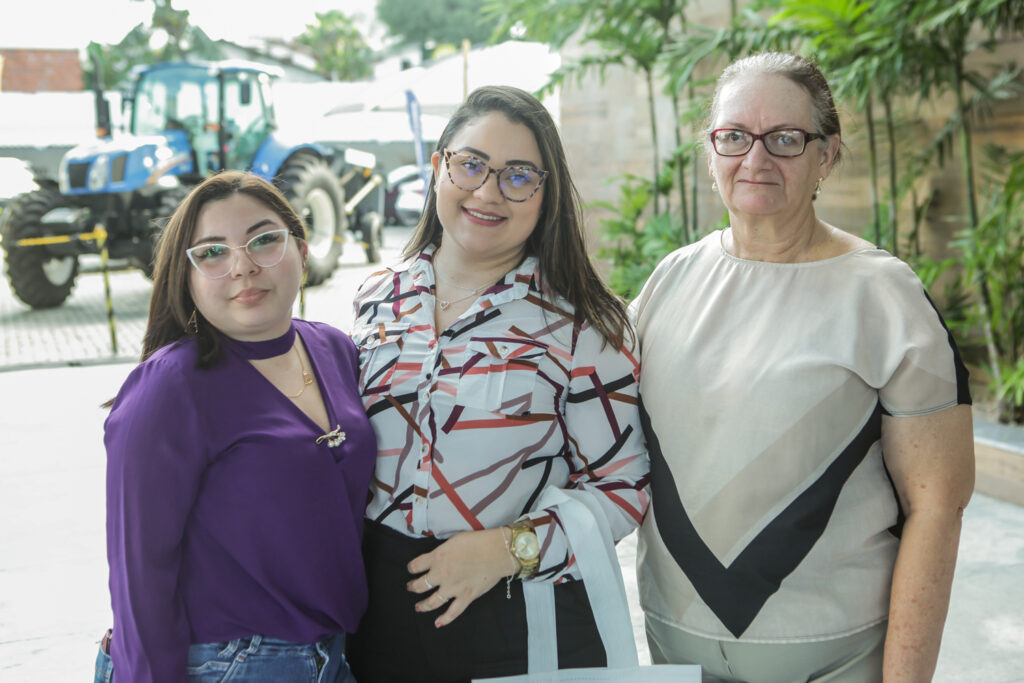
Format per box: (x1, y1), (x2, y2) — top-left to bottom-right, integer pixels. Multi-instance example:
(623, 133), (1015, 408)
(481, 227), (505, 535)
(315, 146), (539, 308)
(426, 373), (432, 380)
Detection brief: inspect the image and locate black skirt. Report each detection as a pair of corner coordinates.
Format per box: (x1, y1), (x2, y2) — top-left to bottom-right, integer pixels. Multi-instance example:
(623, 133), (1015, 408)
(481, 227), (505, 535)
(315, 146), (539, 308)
(346, 520), (606, 683)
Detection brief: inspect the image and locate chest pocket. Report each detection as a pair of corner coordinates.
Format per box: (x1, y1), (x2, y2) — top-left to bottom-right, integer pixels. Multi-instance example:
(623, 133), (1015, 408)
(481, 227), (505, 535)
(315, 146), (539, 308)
(357, 323), (413, 397)
(455, 337), (548, 414)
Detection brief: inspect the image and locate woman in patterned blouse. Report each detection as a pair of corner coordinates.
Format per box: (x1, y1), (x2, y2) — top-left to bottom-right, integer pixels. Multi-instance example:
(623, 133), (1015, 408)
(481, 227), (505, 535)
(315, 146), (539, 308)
(345, 85), (652, 681)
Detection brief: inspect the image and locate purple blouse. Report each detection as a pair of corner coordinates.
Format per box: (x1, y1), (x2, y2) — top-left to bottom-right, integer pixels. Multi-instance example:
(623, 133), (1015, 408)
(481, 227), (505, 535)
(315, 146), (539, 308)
(104, 319), (375, 682)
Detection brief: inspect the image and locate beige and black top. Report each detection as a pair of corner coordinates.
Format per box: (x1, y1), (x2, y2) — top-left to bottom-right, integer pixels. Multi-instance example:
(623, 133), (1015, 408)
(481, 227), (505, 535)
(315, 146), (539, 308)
(630, 230), (970, 643)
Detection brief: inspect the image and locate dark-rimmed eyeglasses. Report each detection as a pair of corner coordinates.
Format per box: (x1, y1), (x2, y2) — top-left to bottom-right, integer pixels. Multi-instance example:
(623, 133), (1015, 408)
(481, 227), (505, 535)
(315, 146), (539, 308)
(710, 128), (825, 158)
(443, 149), (548, 203)
(186, 228), (291, 279)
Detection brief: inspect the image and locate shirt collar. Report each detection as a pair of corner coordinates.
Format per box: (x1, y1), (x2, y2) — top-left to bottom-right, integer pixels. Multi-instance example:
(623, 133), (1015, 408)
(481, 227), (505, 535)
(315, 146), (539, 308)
(407, 243), (540, 306)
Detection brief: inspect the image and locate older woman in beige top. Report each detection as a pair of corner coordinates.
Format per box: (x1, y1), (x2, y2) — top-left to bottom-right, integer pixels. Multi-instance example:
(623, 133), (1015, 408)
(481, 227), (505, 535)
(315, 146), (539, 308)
(631, 52), (974, 682)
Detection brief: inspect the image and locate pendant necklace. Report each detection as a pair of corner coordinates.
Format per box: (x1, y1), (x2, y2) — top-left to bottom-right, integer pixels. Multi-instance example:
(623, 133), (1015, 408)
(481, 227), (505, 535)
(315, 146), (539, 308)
(435, 269), (491, 311)
(283, 343), (315, 399)
(437, 288), (486, 311)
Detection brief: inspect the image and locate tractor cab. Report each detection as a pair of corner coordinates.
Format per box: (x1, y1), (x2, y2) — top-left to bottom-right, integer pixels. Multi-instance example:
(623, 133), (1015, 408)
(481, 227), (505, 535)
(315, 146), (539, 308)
(127, 61), (280, 177)
(58, 61), (283, 196)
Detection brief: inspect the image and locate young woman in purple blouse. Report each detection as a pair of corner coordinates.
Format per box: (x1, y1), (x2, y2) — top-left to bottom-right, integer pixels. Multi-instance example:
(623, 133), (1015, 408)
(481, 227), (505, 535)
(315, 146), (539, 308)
(94, 171), (375, 682)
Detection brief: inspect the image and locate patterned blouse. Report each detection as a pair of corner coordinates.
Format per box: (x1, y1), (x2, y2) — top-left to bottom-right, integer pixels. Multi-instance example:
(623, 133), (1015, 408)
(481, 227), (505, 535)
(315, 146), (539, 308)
(351, 245), (651, 582)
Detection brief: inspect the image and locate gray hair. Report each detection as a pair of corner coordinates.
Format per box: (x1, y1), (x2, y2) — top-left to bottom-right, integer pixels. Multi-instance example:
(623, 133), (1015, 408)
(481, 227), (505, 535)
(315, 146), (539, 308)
(705, 52), (842, 164)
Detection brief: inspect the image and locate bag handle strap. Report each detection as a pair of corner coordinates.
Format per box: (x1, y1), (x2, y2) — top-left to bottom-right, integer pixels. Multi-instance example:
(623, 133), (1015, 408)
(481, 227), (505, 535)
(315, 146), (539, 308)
(523, 487), (640, 673)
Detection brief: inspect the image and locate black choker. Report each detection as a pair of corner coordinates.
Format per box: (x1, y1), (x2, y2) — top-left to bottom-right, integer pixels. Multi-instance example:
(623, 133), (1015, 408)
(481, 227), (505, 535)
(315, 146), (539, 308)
(221, 323), (296, 360)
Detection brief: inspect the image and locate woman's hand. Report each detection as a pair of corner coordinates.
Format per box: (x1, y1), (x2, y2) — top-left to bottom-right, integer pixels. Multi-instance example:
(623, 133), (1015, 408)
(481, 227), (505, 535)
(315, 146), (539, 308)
(407, 527), (520, 628)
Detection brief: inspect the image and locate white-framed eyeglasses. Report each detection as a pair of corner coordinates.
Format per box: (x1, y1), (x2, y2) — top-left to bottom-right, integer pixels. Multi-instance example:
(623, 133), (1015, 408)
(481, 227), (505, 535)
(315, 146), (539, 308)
(185, 228), (291, 279)
(443, 149), (548, 202)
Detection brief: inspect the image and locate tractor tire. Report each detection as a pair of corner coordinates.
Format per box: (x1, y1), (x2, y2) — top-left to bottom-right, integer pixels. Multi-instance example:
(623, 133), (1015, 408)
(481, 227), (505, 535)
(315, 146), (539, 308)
(133, 187), (190, 279)
(277, 154), (346, 287)
(1, 188), (80, 309)
(361, 211), (383, 264)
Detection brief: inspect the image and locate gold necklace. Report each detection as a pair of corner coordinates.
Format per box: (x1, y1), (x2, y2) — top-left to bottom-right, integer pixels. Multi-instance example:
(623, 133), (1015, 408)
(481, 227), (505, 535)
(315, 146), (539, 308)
(437, 289), (485, 311)
(434, 269), (490, 311)
(284, 344), (314, 399)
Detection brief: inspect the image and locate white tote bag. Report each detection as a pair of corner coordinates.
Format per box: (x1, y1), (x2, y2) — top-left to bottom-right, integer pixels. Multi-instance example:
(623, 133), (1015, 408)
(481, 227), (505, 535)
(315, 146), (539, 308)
(476, 487), (700, 682)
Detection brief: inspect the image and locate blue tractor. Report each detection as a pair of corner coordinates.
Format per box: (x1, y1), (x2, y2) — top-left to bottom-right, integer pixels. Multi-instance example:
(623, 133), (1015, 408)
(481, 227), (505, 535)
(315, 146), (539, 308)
(0, 60), (383, 308)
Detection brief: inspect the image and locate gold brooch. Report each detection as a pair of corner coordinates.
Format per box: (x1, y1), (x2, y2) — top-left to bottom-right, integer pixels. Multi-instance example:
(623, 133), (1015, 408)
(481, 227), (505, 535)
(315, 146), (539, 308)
(316, 425), (346, 448)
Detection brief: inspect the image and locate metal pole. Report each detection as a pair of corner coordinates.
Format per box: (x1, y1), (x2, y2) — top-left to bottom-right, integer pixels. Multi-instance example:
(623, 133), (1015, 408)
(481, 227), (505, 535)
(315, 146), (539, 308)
(96, 224), (118, 355)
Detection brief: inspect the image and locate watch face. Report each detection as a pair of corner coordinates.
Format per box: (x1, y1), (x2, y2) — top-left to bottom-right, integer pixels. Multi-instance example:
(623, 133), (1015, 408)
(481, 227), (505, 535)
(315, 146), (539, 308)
(514, 531), (540, 561)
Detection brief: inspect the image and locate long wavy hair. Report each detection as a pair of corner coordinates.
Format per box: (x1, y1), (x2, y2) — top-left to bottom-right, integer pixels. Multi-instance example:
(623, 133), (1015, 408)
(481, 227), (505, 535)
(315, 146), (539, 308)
(405, 85), (632, 348)
(141, 171), (308, 367)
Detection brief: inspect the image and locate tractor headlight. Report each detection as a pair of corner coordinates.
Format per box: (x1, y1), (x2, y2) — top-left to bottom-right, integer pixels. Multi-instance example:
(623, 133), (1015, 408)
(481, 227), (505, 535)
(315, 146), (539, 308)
(88, 155), (110, 191)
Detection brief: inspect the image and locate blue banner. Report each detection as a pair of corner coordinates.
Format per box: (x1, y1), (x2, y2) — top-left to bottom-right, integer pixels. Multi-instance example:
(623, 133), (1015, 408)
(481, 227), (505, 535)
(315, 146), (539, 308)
(405, 90), (429, 187)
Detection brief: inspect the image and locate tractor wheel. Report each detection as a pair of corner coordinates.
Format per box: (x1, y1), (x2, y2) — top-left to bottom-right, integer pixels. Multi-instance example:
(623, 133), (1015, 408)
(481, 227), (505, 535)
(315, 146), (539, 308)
(277, 155), (346, 287)
(361, 211), (383, 264)
(133, 187), (190, 279)
(1, 188), (80, 309)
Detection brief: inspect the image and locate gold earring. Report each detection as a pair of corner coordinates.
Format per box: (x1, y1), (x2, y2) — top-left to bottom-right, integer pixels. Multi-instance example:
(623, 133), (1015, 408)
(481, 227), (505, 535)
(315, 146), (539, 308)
(814, 177), (824, 199)
(711, 180), (718, 192)
(185, 308), (198, 335)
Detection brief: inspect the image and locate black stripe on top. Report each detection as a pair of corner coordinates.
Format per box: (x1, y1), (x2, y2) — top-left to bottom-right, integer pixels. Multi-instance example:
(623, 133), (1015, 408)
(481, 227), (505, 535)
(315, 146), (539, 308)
(640, 398), (883, 638)
(922, 290), (972, 407)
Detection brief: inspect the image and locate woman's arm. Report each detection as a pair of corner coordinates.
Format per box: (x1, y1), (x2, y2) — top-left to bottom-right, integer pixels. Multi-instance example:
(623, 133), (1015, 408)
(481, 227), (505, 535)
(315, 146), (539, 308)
(525, 320), (651, 570)
(881, 404), (974, 682)
(105, 359), (206, 681)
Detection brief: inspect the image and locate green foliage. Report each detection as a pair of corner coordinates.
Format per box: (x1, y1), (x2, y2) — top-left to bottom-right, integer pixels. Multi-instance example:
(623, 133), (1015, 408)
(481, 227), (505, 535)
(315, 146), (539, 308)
(296, 10), (373, 81)
(594, 174), (676, 300)
(377, 0), (503, 60)
(82, 0), (222, 90)
(998, 358), (1024, 417)
(594, 164), (722, 300)
(953, 146), (1024, 422)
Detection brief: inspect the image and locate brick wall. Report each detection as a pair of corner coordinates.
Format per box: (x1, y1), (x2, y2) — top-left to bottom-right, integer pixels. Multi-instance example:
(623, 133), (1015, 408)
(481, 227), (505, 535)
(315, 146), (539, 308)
(0, 49), (83, 92)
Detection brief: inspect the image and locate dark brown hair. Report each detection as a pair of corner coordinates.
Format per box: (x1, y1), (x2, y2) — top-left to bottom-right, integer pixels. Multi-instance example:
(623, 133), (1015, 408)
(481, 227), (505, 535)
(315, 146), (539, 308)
(141, 170), (307, 367)
(406, 85), (632, 348)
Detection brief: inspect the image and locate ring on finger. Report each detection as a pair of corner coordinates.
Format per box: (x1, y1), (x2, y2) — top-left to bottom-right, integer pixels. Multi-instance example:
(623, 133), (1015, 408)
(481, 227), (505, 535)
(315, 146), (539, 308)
(424, 576), (433, 590)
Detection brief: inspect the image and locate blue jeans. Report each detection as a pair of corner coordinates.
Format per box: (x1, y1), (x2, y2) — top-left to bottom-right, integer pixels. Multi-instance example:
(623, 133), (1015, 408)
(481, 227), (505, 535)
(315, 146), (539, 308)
(94, 632), (356, 683)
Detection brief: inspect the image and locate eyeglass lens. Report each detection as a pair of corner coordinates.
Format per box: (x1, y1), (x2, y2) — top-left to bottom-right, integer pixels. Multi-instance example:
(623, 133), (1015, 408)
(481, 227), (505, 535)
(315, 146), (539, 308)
(712, 129), (811, 157)
(445, 151), (545, 202)
(186, 228), (290, 279)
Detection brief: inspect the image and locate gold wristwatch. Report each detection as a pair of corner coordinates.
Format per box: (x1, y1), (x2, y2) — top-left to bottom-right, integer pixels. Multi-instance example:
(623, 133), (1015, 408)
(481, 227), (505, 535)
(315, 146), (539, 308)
(507, 520), (540, 578)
